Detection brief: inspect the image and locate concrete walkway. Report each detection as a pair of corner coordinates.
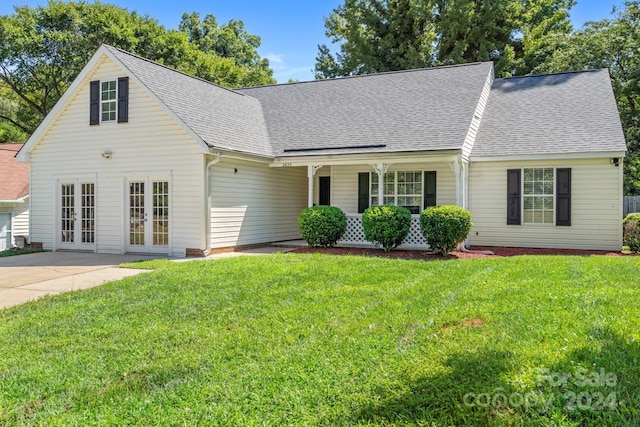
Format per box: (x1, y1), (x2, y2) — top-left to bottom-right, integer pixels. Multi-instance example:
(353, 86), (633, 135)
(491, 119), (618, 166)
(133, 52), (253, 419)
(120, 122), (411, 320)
(0, 247), (290, 310)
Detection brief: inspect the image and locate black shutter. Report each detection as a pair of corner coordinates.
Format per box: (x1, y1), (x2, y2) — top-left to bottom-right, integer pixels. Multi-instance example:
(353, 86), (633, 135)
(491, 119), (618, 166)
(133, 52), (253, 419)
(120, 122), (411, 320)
(507, 169), (521, 225)
(90, 80), (100, 125)
(117, 77), (129, 123)
(358, 172), (370, 213)
(424, 171), (437, 208)
(556, 168), (571, 226)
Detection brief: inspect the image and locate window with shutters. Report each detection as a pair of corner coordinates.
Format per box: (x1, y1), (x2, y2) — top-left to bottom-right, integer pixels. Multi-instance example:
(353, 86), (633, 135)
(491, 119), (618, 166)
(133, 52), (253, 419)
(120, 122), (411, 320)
(523, 168), (554, 224)
(101, 80), (117, 122)
(90, 77), (128, 125)
(370, 171), (423, 214)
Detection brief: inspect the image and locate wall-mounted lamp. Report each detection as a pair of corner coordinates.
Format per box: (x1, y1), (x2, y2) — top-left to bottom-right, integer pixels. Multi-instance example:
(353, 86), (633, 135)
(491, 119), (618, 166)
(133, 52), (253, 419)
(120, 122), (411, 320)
(234, 168), (238, 174)
(101, 151), (112, 159)
(611, 157), (619, 167)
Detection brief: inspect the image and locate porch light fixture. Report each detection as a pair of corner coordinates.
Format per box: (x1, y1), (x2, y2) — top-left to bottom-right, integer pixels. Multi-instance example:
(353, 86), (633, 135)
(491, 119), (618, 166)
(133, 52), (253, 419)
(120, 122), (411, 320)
(101, 150), (112, 159)
(611, 157), (619, 167)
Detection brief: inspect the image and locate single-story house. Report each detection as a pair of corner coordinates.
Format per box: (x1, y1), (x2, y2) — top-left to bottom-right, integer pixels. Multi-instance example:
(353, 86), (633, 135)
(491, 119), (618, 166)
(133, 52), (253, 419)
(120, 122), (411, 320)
(17, 45), (627, 256)
(0, 143), (29, 250)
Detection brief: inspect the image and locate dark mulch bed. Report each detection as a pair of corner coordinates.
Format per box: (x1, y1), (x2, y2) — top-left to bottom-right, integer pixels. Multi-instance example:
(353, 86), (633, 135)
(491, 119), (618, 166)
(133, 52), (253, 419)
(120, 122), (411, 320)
(290, 246), (629, 260)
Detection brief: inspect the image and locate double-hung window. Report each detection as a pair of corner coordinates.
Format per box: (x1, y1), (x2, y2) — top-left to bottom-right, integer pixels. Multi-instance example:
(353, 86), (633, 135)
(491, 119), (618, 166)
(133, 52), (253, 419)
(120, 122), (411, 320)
(358, 170), (437, 214)
(101, 80), (117, 122)
(507, 167), (571, 226)
(523, 168), (554, 224)
(90, 77), (129, 125)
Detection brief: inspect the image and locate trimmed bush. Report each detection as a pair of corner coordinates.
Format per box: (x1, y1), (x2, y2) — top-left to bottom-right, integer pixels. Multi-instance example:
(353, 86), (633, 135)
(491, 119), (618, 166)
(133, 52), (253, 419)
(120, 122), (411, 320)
(420, 205), (473, 255)
(297, 206), (347, 247)
(362, 205), (411, 252)
(623, 213), (640, 252)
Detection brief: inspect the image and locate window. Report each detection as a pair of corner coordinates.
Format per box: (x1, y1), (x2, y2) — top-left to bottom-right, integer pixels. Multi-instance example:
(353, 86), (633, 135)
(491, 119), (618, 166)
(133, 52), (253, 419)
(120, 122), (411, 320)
(90, 77), (128, 125)
(523, 168), (554, 224)
(358, 170), (436, 214)
(507, 167), (571, 226)
(101, 80), (117, 122)
(370, 171), (423, 214)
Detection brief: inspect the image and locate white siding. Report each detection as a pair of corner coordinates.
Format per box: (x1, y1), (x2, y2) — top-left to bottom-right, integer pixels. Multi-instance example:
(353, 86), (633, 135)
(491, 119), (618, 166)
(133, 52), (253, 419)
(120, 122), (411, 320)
(11, 202), (29, 239)
(461, 67), (494, 162)
(28, 55), (205, 256)
(0, 202), (29, 247)
(210, 159), (307, 248)
(468, 158), (623, 250)
(332, 162), (457, 214)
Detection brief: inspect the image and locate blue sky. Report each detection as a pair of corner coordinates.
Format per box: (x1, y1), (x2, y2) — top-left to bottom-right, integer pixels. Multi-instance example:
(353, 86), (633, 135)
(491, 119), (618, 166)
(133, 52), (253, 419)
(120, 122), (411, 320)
(1, 1), (624, 82)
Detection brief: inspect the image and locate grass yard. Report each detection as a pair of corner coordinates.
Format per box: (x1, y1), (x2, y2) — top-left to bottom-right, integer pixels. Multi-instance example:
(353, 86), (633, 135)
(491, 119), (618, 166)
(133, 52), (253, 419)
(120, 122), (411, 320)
(0, 247), (45, 258)
(1, 253), (639, 426)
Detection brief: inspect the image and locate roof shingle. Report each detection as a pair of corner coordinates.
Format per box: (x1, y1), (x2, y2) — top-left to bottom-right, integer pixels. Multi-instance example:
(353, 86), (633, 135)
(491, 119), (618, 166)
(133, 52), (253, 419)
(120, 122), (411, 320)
(472, 69), (627, 157)
(238, 62), (494, 157)
(0, 144), (29, 200)
(105, 46), (273, 157)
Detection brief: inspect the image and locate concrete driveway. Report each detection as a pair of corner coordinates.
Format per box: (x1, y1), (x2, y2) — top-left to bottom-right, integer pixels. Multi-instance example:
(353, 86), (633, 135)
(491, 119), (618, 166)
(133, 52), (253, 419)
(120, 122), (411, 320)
(0, 252), (158, 309)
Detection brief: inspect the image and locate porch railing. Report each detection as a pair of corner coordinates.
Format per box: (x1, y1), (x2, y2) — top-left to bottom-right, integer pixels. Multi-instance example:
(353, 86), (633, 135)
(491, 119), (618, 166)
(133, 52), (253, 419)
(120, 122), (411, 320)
(340, 214), (429, 249)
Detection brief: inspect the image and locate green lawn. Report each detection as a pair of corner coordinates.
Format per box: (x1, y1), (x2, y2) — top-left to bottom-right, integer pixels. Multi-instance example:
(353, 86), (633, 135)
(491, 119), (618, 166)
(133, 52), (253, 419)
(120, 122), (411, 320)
(0, 247), (45, 257)
(1, 254), (639, 426)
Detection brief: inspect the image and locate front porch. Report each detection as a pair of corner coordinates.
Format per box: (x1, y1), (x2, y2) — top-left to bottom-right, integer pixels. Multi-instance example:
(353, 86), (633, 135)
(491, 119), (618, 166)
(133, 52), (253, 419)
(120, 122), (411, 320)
(273, 152), (467, 250)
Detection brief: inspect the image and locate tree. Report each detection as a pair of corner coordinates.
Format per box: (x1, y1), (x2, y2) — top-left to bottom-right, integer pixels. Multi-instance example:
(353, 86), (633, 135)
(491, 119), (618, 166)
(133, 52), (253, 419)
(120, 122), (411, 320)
(179, 12), (270, 72)
(314, 0), (575, 78)
(538, 1), (640, 194)
(315, 0), (437, 78)
(517, 0), (576, 74)
(435, 0), (521, 76)
(0, 1), (275, 136)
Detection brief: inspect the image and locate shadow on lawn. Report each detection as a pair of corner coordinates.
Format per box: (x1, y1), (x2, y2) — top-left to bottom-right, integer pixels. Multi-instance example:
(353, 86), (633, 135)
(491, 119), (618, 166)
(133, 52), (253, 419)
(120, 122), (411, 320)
(536, 327), (640, 426)
(350, 328), (640, 426)
(352, 349), (522, 425)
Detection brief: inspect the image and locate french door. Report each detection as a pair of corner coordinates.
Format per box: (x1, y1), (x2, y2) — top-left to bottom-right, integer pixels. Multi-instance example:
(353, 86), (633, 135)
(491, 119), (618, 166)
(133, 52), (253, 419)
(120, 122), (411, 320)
(59, 180), (96, 250)
(126, 178), (170, 253)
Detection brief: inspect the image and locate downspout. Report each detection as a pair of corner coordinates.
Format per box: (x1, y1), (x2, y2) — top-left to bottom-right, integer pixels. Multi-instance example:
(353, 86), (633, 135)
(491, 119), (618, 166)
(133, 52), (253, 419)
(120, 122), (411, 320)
(205, 152), (223, 253)
(459, 160), (494, 255)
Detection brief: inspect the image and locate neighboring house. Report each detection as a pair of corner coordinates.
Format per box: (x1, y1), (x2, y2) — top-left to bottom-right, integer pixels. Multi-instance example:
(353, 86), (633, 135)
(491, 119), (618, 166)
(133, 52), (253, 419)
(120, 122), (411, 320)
(0, 143), (29, 251)
(17, 45), (627, 256)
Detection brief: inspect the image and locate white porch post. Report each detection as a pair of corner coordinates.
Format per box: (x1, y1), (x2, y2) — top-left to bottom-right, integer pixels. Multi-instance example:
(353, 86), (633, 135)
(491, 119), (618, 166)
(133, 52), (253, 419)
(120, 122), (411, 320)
(371, 163), (390, 205)
(450, 157), (463, 207)
(307, 165), (323, 207)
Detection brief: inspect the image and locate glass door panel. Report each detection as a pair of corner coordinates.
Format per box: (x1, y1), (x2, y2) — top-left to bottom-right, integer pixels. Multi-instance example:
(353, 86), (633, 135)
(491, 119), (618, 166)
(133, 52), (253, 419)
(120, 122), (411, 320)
(129, 181), (145, 247)
(80, 183), (95, 245)
(127, 178), (169, 253)
(59, 181), (95, 250)
(152, 181), (169, 247)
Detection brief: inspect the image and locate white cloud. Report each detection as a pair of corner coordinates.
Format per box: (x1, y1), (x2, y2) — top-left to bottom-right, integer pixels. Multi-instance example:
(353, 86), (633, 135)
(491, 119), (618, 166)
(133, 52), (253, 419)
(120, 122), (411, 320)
(265, 53), (285, 68)
(265, 52), (313, 82)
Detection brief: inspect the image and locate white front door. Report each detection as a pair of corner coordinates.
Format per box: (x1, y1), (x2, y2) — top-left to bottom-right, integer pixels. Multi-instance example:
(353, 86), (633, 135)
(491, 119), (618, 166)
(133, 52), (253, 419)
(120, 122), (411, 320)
(0, 213), (11, 251)
(58, 181), (96, 251)
(126, 179), (170, 254)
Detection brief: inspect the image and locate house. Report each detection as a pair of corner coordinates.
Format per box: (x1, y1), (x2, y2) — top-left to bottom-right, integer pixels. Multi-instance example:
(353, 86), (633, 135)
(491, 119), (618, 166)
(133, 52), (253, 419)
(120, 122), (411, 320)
(17, 45), (627, 256)
(0, 143), (29, 250)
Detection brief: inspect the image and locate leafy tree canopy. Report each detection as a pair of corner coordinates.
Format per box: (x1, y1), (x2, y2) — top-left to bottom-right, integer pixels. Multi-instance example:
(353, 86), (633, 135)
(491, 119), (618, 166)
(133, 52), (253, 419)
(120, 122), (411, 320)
(315, 0), (575, 78)
(0, 1), (275, 138)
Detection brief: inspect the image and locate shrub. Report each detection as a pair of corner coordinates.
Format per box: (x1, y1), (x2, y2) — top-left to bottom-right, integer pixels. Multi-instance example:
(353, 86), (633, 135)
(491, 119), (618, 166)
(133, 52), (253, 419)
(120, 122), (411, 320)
(623, 213), (640, 252)
(420, 205), (473, 255)
(297, 206), (347, 247)
(361, 205), (411, 252)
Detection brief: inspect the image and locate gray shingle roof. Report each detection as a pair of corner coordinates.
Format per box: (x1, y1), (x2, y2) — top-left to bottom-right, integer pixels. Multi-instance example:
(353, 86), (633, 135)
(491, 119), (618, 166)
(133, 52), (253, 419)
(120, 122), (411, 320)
(105, 45), (272, 157)
(472, 69), (627, 158)
(105, 45), (625, 160)
(237, 62), (494, 157)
